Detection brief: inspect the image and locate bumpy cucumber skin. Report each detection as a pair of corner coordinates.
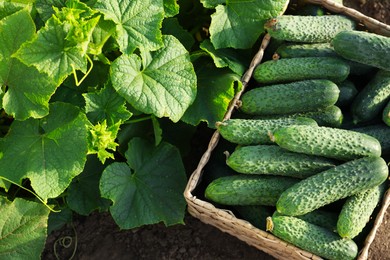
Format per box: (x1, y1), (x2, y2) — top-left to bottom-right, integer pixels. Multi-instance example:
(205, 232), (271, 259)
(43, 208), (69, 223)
(204, 175), (298, 206)
(256, 105), (343, 128)
(297, 106), (343, 127)
(351, 70), (390, 124)
(273, 209), (338, 231)
(265, 15), (355, 43)
(337, 182), (387, 239)
(274, 43), (373, 75)
(332, 30), (390, 71)
(276, 157), (389, 216)
(216, 117), (317, 145)
(272, 125), (382, 160)
(275, 43), (337, 58)
(240, 80), (340, 116)
(383, 100), (390, 126)
(253, 57), (350, 83)
(268, 216), (358, 260)
(351, 123), (390, 155)
(336, 80), (358, 107)
(226, 145), (336, 179)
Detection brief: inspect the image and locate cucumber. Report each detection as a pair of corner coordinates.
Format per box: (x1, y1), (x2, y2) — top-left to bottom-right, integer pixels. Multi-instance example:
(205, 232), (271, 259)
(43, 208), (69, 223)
(351, 124), (390, 155)
(337, 182), (387, 239)
(276, 156), (389, 216)
(295, 106), (343, 127)
(273, 209), (338, 232)
(234, 205), (273, 230)
(204, 175), (299, 206)
(336, 80), (358, 107)
(275, 43), (337, 58)
(226, 145), (337, 179)
(351, 70), (390, 124)
(253, 57), (349, 83)
(332, 30), (390, 71)
(383, 100), (390, 126)
(256, 105), (343, 128)
(273, 43), (373, 75)
(216, 117), (318, 145)
(271, 125), (382, 160)
(240, 80), (340, 116)
(264, 15), (355, 43)
(266, 216), (358, 260)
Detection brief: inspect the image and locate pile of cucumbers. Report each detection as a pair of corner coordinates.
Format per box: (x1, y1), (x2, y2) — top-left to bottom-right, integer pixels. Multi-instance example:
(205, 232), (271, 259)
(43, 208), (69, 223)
(204, 4), (390, 260)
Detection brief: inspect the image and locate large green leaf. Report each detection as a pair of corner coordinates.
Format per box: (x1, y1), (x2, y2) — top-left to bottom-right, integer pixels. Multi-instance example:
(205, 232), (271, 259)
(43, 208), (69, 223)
(0, 197), (50, 260)
(94, 0), (164, 53)
(100, 137), (187, 229)
(0, 102), (89, 200)
(209, 0), (289, 49)
(0, 9), (58, 120)
(181, 58), (242, 128)
(110, 35), (197, 123)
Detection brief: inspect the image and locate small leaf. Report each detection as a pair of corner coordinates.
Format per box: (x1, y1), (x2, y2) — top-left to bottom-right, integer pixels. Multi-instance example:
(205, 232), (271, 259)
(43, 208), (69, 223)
(0, 197), (50, 260)
(95, 0), (164, 53)
(151, 116), (162, 146)
(88, 17), (116, 56)
(14, 16), (88, 84)
(83, 82), (132, 125)
(87, 120), (120, 164)
(181, 58), (242, 127)
(47, 207), (73, 234)
(209, 0), (289, 49)
(100, 137), (187, 229)
(200, 39), (250, 76)
(111, 35), (197, 123)
(164, 0), (179, 17)
(35, 0), (67, 22)
(0, 102), (89, 200)
(200, 0), (225, 8)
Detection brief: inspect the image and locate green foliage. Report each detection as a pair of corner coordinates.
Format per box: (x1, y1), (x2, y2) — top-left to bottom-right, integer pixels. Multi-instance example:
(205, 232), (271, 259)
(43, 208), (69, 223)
(110, 35), (197, 123)
(207, 0), (289, 49)
(100, 138), (187, 229)
(0, 0), (281, 256)
(0, 102), (89, 200)
(0, 197), (50, 260)
(94, 0), (164, 53)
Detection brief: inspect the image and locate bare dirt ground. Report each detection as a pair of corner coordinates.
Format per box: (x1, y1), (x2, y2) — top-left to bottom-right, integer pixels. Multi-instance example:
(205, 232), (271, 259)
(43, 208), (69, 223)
(43, 1), (390, 259)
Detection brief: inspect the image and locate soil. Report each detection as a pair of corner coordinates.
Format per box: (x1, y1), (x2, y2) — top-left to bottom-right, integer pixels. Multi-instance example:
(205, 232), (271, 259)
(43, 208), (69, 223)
(43, 1), (390, 260)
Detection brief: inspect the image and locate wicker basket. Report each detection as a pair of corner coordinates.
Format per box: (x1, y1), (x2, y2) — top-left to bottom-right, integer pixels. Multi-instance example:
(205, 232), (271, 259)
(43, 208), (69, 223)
(184, 1), (390, 259)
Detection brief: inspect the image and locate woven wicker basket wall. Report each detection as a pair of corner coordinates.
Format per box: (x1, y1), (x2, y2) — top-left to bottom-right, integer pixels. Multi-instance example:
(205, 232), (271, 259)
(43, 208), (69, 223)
(184, 1), (390, 259)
